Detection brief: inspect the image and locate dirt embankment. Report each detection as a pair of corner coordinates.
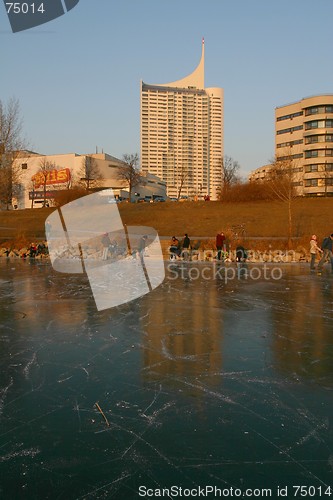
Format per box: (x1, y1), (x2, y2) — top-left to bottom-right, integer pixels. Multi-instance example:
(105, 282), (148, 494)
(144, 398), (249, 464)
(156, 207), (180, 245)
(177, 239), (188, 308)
(0, 198), (331, 256)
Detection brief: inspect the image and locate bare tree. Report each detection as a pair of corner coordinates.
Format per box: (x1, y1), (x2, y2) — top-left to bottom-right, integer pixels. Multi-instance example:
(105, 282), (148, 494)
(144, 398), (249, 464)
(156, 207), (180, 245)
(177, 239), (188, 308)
(219, 156), (241, 198)
(176, 163), (190, 200)
(33, 157), (57, 207)
(0, 98), (26, 209)
(117, 153), (141, 202)
(65, 167), (74, 190)
(267, 152), (300, 247)
(322, 163), (333, 196)
(77, 156), (104, 192)
(27, 178), (36, 209)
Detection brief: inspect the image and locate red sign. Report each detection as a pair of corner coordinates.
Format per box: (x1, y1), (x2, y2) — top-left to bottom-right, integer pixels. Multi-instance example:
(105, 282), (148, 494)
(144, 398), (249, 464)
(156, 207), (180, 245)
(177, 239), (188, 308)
(32, 168), (71, 189)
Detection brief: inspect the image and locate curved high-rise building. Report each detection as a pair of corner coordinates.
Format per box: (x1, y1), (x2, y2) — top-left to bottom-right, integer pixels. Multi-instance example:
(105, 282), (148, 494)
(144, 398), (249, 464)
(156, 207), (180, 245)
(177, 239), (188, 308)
(275, 95), (333, 196)
(140, 40), (224, 200)
(250, 94), (333, 197)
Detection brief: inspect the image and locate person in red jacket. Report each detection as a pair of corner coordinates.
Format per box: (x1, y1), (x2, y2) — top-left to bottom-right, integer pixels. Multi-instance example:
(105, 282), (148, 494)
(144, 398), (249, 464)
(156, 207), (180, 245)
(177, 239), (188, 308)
(216, 231), (226, 260)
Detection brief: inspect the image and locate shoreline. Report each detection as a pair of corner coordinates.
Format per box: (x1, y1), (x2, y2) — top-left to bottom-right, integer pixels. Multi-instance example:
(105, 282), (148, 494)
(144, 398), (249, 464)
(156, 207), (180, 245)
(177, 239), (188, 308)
(0, 243), (315, 264)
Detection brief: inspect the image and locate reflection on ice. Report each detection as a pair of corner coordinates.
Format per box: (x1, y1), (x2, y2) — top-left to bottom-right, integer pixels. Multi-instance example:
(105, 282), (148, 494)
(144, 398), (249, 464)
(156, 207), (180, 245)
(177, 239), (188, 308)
(0, 260), (332, 498)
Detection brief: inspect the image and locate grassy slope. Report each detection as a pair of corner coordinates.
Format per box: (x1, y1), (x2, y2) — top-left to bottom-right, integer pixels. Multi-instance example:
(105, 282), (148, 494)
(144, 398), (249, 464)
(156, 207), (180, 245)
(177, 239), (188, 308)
(0, 198), (332, 246)
(118, 198), (332, 239)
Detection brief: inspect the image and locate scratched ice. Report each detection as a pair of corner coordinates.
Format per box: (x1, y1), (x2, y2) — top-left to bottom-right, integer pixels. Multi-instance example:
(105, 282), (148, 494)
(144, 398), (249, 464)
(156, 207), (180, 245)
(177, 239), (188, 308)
(0, 260), (332, 499)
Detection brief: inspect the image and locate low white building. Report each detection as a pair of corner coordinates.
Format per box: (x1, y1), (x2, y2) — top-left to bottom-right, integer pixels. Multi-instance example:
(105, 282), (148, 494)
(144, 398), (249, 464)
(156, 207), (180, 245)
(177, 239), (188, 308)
(12, 151), (166, 208)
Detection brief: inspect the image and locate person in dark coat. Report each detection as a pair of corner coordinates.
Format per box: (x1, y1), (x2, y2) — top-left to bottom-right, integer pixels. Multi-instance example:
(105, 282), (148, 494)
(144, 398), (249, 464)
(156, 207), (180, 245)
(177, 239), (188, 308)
(101, 233), (111, 260)
(317, 233), (333, 273)
(181, 234), (191, 260)
(236, 245), (247, 263)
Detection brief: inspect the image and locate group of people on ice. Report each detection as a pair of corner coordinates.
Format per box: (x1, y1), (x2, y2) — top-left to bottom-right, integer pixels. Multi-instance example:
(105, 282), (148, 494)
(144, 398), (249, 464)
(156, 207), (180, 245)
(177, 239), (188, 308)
(169, 231), (247, 263)
(310, 233), (333, 273)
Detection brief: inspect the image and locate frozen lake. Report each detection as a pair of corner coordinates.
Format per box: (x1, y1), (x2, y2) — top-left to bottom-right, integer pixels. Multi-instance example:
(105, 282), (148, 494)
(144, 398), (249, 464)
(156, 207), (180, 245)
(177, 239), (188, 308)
(0, 259), (332, 499)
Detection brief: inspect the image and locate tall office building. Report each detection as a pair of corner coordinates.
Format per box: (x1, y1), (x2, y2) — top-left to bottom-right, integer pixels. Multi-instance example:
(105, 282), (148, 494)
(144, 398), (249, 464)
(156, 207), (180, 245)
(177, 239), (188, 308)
(140, 39), (224, 200)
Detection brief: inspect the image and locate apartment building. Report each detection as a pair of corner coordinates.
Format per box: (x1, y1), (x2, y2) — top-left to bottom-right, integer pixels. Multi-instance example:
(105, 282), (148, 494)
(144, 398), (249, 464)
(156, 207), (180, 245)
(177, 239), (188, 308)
(250, 95), (333, 196)
(140, 39), (224, 200)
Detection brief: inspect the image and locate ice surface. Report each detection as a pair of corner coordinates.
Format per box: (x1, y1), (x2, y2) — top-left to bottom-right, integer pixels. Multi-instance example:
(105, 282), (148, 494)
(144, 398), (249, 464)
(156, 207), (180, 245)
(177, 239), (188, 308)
(0, 260), (332, 498)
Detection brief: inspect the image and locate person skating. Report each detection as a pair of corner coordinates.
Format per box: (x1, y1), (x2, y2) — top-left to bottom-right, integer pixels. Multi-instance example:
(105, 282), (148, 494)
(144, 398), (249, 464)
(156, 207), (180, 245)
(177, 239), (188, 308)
(169, 236), (180, 260)
(309, 235), (323, 270)
(181, 233), (191, 260)
(317, 233), (333, 274)
(101, 233), (111, 260)
(216, 231), (226, 260)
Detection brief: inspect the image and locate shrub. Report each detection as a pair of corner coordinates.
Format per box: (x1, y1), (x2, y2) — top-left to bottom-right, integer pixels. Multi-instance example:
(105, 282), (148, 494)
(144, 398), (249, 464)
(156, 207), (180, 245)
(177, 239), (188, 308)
(221, 181), (273, 202)
(52, 188), (87, 207)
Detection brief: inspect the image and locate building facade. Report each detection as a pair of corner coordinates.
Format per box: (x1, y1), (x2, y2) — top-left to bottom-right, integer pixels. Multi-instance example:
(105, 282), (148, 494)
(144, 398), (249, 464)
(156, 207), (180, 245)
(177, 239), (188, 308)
(13, 152), (166, 209)
(248, 164), (273, 182)
(140, 40), (224, 200)
(250, 95), (333, 196)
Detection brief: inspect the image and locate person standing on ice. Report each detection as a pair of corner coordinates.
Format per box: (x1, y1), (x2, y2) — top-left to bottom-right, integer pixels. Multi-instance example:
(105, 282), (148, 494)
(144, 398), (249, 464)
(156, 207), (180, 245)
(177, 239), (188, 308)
(181, 233), (191, 260)
(216, 231), (226, 260)
(317, 233), (333, 273)
(101, 233), (111, 260)
(309, 235), (323, 270)
(169, 236), (180, 260)
(138, 234), (148, 259)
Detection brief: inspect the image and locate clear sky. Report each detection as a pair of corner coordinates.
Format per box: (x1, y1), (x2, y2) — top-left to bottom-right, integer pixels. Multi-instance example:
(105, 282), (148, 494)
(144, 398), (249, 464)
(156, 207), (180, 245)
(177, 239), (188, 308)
(2, 0), (333, 176)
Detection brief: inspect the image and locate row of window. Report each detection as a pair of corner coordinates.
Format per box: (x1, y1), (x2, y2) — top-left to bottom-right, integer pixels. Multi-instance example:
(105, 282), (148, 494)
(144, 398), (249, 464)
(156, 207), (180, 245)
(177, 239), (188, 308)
(277, 153), (333, 160)
(250, 177), (333, 188)
(305, 149), (333, 158)
(277, 140), (303, 148)
(277, 111), (303, 122)
(270, 148), (333, 159)
(277, 154), (303, 160)
(251, 164), (333, 178)
(277, 125), (303, 135)
(305, 105), (333, 116)
(305, 134), (333, 144)
(305, 178), (333, 187)
(305, 164), (333, 172)
(305, 119), (333, 130)
(277, 120), (333, 134)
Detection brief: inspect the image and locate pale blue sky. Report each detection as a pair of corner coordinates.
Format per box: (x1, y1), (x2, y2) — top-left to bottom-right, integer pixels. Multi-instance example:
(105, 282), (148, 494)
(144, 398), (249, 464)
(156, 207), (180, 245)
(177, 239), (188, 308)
(2, 0), (333, 176)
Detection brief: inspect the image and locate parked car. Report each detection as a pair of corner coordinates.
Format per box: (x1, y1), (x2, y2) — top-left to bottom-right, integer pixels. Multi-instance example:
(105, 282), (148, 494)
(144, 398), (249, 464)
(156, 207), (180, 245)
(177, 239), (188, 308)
(153, 196), (166, 202)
